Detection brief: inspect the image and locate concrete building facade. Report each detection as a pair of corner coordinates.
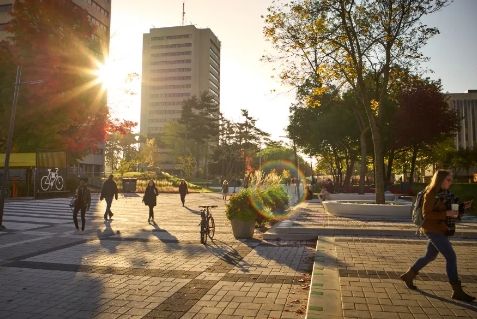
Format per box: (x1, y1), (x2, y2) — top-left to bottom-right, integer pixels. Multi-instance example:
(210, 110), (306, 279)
(446, 90), (477, 150)
(0, 0), (111, 177)
(141, 25), (221, 170)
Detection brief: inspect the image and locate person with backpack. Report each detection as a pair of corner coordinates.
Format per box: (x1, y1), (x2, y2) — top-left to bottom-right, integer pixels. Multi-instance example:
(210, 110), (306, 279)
(100, 174), (118, 221)
(143, 180), (159, 224)
(73, 177), (91, 232)
(178, 179), (188, 207)
(401, 170), (474, 302)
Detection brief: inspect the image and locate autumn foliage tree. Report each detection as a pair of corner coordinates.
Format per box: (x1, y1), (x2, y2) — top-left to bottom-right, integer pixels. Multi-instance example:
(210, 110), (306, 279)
(391, 79), (459, 183)
(0, 0), (108, 159)
(264, 0), (449, 203)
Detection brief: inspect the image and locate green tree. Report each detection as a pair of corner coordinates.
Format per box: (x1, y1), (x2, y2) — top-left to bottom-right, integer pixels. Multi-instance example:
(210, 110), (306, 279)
(288, 97), (360, 189)
(264, 0), (448, 203)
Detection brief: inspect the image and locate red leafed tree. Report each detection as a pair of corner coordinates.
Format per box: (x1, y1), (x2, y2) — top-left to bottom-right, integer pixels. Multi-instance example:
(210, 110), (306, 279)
(104, 118), (138, 172)
(392, 79), (459, 183)
(1, 0), (108, 159)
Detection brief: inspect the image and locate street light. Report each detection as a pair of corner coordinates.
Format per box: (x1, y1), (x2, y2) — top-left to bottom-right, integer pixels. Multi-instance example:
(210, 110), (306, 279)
(279, 135), (300, 200)
(0, 66), (43, 230)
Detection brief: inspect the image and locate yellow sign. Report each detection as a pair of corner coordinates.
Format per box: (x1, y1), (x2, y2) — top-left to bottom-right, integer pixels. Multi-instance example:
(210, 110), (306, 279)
(0, 153), (36, 168)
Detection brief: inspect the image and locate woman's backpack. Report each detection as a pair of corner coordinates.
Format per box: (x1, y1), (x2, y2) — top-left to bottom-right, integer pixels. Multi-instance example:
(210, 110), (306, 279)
(411, 190), (425, 234)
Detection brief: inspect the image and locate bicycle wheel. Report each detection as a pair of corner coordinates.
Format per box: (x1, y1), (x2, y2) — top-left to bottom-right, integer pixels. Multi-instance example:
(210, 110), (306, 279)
(207, 216), (215, 240)
(55, 176), (64, 191)
(40, 176), (50, 191)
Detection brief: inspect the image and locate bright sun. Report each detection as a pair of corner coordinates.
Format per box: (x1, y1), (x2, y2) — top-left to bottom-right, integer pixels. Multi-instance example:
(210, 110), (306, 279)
(95, 58), (120, 90)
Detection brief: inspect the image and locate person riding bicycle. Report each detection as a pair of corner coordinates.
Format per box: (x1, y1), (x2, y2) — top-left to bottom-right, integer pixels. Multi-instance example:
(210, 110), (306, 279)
(100, 175), (118, 221)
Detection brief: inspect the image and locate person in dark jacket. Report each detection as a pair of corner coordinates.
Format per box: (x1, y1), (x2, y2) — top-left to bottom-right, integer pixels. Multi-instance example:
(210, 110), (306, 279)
(143, 180), (159, 223)
(222, 180), (229, 201)
(400, 170), (474, 302)
(73, 177), (91, 232)
(178, 179), (188, 207)
(100, 174), (118, 221)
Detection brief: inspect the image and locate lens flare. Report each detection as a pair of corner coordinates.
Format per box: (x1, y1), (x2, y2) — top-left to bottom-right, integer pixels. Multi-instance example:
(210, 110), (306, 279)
(247, 160), (306, 220)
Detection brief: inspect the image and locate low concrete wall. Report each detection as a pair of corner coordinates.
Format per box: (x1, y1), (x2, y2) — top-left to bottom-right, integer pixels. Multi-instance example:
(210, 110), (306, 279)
(328, 193), (397, 201)
(323, 200), (412, 219)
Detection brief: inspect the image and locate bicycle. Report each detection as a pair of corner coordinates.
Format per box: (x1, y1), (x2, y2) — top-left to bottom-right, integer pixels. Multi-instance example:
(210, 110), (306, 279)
(40, 168), (64, 191)
(199, 205), (217, 244)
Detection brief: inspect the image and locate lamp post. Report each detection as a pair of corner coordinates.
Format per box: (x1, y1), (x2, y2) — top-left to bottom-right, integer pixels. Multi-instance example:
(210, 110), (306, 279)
(0, 66), (42, 230)
(280, 135), (300, 200)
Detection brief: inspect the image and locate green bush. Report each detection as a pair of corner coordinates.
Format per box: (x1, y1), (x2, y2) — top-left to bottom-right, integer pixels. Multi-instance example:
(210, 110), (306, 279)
(260, 185), (289, 214)
(226, 185), (289, 222)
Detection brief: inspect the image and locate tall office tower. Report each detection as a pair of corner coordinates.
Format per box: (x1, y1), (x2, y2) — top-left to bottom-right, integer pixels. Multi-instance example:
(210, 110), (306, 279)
(0, 0), (111, 176)
(446, 90), (477, 150)
(141, 25), (221, 171)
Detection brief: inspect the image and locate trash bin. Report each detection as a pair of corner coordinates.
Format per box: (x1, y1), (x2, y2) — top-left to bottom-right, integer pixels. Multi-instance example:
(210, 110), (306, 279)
(122, 178), (137, 193)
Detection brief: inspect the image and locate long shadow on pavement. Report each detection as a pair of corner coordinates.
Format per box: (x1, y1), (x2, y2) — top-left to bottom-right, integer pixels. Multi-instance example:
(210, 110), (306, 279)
(418, 289), (477, 313)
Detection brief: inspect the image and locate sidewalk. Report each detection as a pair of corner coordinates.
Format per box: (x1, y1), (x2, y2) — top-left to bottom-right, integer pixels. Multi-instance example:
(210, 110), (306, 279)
(267, 202), (477, 318)
(0, 193), (315, 319)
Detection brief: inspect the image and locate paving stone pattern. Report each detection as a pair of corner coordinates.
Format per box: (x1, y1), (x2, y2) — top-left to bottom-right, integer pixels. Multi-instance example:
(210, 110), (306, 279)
(0, 193), (314, 318)
(294, 202), (477, 319)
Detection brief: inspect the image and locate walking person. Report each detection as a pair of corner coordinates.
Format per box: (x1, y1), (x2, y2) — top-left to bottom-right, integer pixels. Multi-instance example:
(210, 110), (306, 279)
(143, 180), (159, 224)
(400, 170), (475, 302)
(100, 174), (118, 221)
(179, 179), (188, 207)
(73, 177), (91, 232)
(222, 179), (229, 201)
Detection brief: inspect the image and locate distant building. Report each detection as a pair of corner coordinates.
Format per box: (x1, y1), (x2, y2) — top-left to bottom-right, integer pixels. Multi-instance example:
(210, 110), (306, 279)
(141, 25), (221, 171)
(446, 90), (477, 150)
(0, 0), (111, 177)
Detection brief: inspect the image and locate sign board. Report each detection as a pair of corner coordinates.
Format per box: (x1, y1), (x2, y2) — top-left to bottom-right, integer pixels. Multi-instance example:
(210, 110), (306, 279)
(36, 151), (67, 193)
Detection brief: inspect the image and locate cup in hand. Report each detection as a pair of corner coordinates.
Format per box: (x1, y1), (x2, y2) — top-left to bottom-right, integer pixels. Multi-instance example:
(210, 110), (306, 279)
(451, 203), (459, 211)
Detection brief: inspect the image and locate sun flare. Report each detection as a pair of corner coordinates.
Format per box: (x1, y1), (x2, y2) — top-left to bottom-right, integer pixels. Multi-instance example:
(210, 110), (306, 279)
(95, 59), (117, 90)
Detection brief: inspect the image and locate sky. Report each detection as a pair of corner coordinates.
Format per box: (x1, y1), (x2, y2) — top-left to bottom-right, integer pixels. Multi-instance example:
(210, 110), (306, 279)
(106, 0), (477, 140)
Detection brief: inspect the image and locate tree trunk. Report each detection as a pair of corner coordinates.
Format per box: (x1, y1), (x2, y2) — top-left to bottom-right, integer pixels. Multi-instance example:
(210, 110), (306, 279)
(343, 157), (356, 190)
(368, 119), (385, 203)
(358, 129), (368, 194)
(386, 149), (395, 184)
(204, 142), (209, 180)
(409, 145), (419, 187)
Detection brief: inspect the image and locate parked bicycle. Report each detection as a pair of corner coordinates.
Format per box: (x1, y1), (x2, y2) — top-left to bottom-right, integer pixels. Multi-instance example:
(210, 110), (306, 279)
(40, 168), (64, 191)
(199, 205), (216, 244)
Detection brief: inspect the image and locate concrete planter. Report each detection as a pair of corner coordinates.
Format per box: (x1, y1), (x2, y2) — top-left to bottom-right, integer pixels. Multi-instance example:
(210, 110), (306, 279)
(230, 218), (255, 239)
(327, 193), (397, 201)
(322, 200), (412, 219)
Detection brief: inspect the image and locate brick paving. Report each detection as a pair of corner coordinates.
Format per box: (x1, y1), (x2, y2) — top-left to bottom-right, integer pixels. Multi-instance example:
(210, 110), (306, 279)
(0, 193), (314, 319)
(270, 202), (477, 319)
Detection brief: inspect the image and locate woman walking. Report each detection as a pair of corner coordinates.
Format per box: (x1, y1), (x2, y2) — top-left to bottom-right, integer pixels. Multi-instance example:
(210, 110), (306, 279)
(73, 177), (91, 232)
(143, 180), (159, 224)
(400, 170), (474, 302)
(179, 179), (188, 207)
(222, 179), (229, 201)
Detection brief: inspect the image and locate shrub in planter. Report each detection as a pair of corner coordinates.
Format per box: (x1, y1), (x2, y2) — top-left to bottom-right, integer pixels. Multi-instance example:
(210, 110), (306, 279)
(226, 188), (265, 238)
(261, 185), (289, 214)
(226, 185), (290, 238)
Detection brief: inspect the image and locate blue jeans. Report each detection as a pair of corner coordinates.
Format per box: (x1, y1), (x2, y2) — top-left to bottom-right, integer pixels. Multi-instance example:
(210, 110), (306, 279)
(412, 233), (459, 283)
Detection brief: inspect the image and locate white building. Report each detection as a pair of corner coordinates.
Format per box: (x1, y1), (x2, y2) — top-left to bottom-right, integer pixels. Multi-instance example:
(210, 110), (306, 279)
(141, 25), (221, 170)
(446, 90), (477, 150)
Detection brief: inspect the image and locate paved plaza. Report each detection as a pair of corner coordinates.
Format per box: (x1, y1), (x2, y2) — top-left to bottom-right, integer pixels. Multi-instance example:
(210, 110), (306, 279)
(0, 193), (314, 319)
(267, 201), (477, 319)
(2, 195), (477, 318)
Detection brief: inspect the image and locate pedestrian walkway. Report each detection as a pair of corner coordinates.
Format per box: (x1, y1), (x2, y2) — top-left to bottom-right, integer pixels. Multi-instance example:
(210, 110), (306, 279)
(268, 202), (477, 319)
(0, 193), (315, 318)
